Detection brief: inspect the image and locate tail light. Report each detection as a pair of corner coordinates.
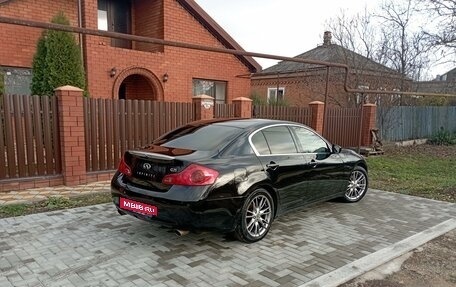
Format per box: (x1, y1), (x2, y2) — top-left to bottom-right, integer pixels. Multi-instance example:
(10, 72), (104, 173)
(118, 157), (132, 177)
(162, 164), (219, 186)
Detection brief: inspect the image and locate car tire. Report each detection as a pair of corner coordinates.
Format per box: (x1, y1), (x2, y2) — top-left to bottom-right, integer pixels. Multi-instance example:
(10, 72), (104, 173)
(235, 188), (275, 243)
(343, 166), (368, 203)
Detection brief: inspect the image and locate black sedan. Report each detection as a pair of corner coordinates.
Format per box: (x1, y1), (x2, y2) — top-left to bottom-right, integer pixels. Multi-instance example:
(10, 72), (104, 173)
(111, 118), (368, 243)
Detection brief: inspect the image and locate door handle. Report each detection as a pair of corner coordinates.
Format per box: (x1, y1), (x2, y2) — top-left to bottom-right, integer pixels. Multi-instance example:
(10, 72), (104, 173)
(266, 161), (279, 170)
(309, 159), (318, 168)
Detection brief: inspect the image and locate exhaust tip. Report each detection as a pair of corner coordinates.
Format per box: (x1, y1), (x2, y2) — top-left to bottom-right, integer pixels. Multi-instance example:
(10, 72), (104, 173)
(175, 229), (190, 237)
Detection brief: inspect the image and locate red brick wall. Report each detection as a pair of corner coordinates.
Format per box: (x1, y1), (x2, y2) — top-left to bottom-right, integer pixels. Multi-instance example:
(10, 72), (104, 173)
(252, 70), (411, 107)
(123, 74), (155, 100)
(1, 0), (252, 103)
(82, 0), (251, 101)
(133, 0), (164, 53)
(0, 0), (78, 68)
(163, 0), (251, 103)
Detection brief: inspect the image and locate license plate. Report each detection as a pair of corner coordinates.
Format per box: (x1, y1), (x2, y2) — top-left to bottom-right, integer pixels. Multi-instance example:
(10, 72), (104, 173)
(120, 198), (157, 216)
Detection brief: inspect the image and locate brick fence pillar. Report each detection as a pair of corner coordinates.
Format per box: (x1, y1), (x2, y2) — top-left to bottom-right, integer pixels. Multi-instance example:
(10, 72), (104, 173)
(309, 101), (325, 134)
(361, 103), (377, 146)
(233, 97), (252, 118)
(55, 86), (86, 186)
(192, 95), (214, 121)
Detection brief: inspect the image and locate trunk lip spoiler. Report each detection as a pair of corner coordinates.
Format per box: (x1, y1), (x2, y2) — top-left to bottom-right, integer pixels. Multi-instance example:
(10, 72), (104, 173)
(128, 150), (176, 160)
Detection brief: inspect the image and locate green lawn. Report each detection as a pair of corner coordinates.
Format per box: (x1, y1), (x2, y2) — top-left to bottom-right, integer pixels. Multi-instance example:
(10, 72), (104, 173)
(367, 145), (456, 203)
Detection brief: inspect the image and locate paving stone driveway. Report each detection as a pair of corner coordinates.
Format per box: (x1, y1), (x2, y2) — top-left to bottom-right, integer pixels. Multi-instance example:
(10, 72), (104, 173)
(1, 189), (454, 287)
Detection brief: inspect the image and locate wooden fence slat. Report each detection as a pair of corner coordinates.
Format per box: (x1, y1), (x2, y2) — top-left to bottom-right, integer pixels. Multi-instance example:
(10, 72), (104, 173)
(106, 100), (113, 169)
(119, 100), (126, 156)
(83, 98), (91, 171)
(126, 100), (133, 150)
(98, 99), (106, 170)
(3, 95), (16, 177)
(12, 95), (26, 177)
(90, 99), (99, 172)
(0, 97), (7, 178)
(140, 100), (146, 147)
(42, 97), (54, 175)
(112, 100), (120, 167)
(132, 100), (139, 148)
(22, 96), (36, 177)
(51, 96), (61, 174)
(32, 96), (45, 175)
(146, 101), (153, 144)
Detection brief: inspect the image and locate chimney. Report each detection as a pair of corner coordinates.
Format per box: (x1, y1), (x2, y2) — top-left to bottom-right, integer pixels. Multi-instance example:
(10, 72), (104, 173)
(323, 31), (332, 46)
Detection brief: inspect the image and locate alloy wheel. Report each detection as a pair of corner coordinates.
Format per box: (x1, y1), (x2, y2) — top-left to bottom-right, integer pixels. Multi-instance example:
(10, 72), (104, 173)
(345, 170), (367, 201)
(245, 194), (273, 238)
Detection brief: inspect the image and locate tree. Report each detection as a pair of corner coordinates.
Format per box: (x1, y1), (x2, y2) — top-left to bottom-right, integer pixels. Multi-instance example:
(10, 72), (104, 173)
(419, 0), (456, 61)
(376, 0), (431, 82)
(420, 0), (456, 48)
(31, 12), (86, 96)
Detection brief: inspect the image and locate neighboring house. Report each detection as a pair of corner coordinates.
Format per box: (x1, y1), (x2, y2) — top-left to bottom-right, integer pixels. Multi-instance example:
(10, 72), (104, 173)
(413, 68), (456, 99)
(251, 32), (409, 107)
(0, 0), (260, 102)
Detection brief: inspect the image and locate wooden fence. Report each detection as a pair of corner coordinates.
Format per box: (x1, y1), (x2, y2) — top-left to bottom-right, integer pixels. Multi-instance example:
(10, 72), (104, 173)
(323, 108), (362, 147)
(377, 106), (456, 141)
(83, 99), (195, 172)
(0, 94), (61, 180)
(253, 106), (312, 125)
(214, 103), (235, 118)
(1, 95), (369, 181)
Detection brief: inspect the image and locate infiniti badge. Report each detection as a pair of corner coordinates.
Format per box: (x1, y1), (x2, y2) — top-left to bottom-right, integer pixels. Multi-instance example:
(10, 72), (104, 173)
(142, 163), (152, 170)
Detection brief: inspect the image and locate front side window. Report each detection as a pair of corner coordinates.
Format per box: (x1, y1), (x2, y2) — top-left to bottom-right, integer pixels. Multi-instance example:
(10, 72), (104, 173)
(193, 79), (227, 104)
(251, 126), (297, 155)
(267, 87), (285, 104)
(291, 127), (329, 153)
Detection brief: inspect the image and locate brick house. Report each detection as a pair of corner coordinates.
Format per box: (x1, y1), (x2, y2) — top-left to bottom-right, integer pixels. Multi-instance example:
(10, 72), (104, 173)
(251, 32), (409, 107)
(0, 0), (260, 102)
(413, 67), (456, 104)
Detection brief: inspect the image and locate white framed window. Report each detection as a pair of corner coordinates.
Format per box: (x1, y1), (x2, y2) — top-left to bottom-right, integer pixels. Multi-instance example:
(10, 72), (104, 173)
(267, 87), (285, 104)
(193, 79), (227, 104)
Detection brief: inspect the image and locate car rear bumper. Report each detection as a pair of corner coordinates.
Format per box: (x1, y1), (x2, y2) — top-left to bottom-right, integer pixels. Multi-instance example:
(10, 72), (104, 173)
(111, 182), (244, 232)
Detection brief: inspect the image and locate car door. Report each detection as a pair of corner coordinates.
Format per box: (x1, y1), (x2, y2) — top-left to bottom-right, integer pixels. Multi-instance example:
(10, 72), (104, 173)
(250, 125), (315, 211)
(290, 126), (347, 201)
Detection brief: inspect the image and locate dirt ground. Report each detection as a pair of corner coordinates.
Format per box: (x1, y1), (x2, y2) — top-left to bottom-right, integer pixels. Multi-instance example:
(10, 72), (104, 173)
(383, 144), (456, 159)
(339, 229), (456, 287)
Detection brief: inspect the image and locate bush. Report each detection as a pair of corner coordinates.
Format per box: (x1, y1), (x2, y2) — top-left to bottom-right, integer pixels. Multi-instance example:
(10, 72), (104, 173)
(250, 91), (266, 106)
(31, 12), (86, 96)
(250, 91), (289, 106)
(429, 128), (456, 146)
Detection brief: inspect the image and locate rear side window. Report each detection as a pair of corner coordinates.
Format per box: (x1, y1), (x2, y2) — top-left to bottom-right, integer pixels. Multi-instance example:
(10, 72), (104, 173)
(155, 125), (241, 151)
(251, 126), (298, 155)
(251, 132), (270, 155)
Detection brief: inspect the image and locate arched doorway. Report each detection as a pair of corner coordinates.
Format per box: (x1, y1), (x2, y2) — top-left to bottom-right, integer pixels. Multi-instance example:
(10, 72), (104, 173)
(113, 67), (164, 101)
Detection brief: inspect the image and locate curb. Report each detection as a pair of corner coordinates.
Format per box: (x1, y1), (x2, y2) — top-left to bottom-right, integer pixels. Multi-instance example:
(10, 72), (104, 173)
(300, 218), (456, 287)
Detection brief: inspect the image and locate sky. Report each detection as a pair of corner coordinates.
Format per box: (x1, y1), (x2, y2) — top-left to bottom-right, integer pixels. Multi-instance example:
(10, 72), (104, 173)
(195, 0), (452, 78)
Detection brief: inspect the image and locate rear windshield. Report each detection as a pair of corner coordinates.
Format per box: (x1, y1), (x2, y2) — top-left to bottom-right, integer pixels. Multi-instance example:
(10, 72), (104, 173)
(154, 124), (242, 151)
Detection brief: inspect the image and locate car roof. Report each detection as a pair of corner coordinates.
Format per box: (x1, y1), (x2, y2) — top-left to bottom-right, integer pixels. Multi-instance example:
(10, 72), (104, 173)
(191, 118), (306, 130)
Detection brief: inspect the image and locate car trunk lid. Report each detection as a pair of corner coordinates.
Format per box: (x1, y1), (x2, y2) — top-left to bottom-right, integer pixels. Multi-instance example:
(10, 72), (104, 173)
(123, 149), (191, 192)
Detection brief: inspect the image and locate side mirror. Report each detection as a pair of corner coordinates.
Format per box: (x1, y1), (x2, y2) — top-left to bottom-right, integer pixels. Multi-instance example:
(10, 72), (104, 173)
(332, 144), (342, 154)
